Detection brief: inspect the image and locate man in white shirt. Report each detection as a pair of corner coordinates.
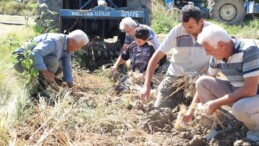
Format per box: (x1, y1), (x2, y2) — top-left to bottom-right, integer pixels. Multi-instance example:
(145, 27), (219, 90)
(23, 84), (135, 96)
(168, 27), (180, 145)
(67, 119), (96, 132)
(140, 5), (213, 108)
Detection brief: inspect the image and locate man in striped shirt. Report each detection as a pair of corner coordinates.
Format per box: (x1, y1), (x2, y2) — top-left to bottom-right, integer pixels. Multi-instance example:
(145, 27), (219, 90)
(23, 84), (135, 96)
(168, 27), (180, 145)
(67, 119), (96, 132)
(185, 25), (259, 142)
(139, 5), (212, 108)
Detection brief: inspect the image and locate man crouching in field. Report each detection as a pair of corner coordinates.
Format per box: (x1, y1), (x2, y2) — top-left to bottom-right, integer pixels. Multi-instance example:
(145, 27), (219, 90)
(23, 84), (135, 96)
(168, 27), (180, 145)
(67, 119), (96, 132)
(184, 25), (259, 142)
(13, 29), (89, 89)
(139, 5), (213, 108)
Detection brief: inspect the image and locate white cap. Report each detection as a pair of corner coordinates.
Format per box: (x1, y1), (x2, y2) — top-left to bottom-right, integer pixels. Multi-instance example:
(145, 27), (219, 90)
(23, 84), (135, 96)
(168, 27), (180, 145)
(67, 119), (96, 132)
(98, 0), (107, 6)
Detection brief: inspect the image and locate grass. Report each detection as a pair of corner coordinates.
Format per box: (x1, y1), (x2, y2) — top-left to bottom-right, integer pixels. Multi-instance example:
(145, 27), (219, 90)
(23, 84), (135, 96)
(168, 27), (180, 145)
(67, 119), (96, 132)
(212, 19), (259, 39)
(0, 0), (36, 16)
(0, 25), (35, 144)
(151, 0), (259, 39)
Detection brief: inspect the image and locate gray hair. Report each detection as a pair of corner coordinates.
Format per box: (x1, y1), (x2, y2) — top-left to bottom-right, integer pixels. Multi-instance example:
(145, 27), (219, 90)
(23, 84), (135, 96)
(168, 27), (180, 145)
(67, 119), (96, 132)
(197, 25), (231, 49)
(119, 17), (138, 31)
(68, 29), (89, 45)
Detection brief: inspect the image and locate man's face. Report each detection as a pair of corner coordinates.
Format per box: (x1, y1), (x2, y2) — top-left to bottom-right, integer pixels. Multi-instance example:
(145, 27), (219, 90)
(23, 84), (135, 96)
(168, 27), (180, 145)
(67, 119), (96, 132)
(202, 41), (224, 60)
(68, 39), (85, 52)
(123, 25), (135, 36)
(182, 18), (203, 36)
(135, 38), (147, 46)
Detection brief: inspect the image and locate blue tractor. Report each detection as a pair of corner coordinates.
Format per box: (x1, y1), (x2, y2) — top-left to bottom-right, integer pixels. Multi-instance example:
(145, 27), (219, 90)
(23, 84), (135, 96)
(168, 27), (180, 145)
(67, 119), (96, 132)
(164, 0), (259, 24)
(34, 0), (151, 69)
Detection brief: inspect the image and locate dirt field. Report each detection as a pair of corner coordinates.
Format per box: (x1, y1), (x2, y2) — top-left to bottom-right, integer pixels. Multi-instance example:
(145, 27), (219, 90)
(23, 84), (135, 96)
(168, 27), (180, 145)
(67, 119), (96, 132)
(1, 15), (259, 146)
(0, 15), (34, 36)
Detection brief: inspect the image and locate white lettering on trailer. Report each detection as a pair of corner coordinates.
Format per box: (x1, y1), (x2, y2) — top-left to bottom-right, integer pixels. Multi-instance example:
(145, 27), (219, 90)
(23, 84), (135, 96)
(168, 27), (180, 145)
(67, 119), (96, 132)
(122, 12), (139, 17)
(71, 11), (80, 16)
(93, 12), (110, 16)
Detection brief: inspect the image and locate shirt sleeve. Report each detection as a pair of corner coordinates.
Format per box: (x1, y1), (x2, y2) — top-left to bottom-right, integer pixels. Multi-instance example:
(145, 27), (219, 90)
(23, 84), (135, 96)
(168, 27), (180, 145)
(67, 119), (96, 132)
(148, 30), (155, 41)
(158, 25), (179, 54)
(208, 57), (220, 76)
(243, 46), (259, 78)
(61, 54), (73, 82)
(149, 45), (155, 57)
(32, 39), (56, 71)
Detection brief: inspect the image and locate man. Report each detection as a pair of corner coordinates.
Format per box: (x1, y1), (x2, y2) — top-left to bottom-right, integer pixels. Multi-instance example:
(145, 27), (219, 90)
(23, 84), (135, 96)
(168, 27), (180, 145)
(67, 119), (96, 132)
(119, 17), (160, 53)
(185, 25), (259, 142)
(13, 29), (89, 88)
(112, 26), (156, 74)
(139, 5), (212, 108)
(119, 17), (167, 67)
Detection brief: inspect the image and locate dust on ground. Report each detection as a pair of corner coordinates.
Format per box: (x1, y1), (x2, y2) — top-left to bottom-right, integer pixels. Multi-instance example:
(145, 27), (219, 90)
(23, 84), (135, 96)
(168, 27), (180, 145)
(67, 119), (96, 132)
(0, 15), (34, 36)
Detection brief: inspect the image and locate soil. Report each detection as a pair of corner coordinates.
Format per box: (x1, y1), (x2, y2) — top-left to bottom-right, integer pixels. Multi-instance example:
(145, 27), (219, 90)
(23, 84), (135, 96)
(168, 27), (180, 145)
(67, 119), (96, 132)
(2, 15), (259, 146)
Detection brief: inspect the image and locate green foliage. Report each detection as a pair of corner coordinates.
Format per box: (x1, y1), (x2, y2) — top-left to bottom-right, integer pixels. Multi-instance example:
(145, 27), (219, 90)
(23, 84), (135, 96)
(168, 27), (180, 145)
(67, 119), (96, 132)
(211, 19), (259, 39)
(15, 92), (33, 121)
(35, 10), (59, 33)
(151, 0), (179, 33)
(0, 0), (37, 16)
(12, 41), (39, 85)
(152, 8), (259, 39)
(150, 0), (259, 39)
(0, 26), (37, 144)
(152, 11), (179, 34)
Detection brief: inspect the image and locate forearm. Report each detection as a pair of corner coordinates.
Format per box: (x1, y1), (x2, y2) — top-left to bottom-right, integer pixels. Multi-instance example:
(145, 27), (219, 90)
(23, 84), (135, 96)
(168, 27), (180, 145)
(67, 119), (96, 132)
(40, 70), (55, 83)
(113, 56), (125, 69)
(187, 92), (200, 112)
(144, 62), (157, 87)
(149, 39), (156, 48)
(40, 70), (53, 77)
(120, 44), (129, 54)
(215, 85), (257, 107)
(67, 82), (73, 88)
(144, 51), (164, 87)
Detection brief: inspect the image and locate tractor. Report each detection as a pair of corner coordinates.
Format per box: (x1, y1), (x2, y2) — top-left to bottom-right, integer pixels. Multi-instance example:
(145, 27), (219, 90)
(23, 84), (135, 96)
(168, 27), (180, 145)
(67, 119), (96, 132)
(32, 0), (151, 70)
(164, 0), (259, 25)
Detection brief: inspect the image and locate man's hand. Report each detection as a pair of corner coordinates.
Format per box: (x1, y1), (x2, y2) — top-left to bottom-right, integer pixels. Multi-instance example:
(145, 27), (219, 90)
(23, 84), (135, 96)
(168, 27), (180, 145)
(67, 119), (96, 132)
(203, 100), (221, 115)
(41, 70), (55, 83)
(183, 109), (194, 124)
(139, 85), (150, 101)
(110, 66), (118, 75)
(67, 82), (73, 88)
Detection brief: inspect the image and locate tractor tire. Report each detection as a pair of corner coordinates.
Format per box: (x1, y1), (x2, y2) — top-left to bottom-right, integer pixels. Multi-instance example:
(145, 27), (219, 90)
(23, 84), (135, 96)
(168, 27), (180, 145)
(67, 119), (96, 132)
(209, 0), (245, 25)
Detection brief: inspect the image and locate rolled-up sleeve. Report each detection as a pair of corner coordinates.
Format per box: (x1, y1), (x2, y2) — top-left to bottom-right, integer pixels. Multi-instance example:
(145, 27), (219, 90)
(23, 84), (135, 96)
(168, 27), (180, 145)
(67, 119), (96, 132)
(32, 39), (56, 70)
(121, 47), (130, 61)
(158, 26), (177, 54)
(61, 54), (73, 82)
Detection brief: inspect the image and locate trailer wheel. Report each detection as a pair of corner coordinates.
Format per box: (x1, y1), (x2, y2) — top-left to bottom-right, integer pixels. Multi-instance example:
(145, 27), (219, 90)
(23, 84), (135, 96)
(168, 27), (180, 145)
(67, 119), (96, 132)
(209, 0), (245, 24)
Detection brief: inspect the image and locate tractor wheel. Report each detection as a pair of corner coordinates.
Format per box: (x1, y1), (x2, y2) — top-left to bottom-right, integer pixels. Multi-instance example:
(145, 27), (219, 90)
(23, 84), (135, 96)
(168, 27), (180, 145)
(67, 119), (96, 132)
(209, 0), (245, 25)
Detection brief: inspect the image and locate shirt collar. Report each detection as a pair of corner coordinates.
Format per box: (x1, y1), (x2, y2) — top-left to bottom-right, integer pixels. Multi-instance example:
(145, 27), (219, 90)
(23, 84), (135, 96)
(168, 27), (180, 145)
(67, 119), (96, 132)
(231, 36), (241, 54)
(63, 35), (68, 51)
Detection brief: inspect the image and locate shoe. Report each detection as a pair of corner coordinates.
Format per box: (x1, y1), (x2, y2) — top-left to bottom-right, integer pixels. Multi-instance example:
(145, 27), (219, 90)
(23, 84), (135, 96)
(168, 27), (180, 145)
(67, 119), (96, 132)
(246, 131), (259, 142)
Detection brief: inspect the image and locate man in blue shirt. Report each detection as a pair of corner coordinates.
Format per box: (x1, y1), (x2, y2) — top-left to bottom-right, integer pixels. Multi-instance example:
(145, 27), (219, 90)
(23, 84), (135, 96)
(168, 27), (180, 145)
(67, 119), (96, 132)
(13, 29), (89, 88)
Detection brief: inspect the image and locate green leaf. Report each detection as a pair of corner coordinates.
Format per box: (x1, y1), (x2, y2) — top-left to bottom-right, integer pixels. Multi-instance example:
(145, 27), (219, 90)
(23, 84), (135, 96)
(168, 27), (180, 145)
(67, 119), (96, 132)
(33, 25), (43, 34)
